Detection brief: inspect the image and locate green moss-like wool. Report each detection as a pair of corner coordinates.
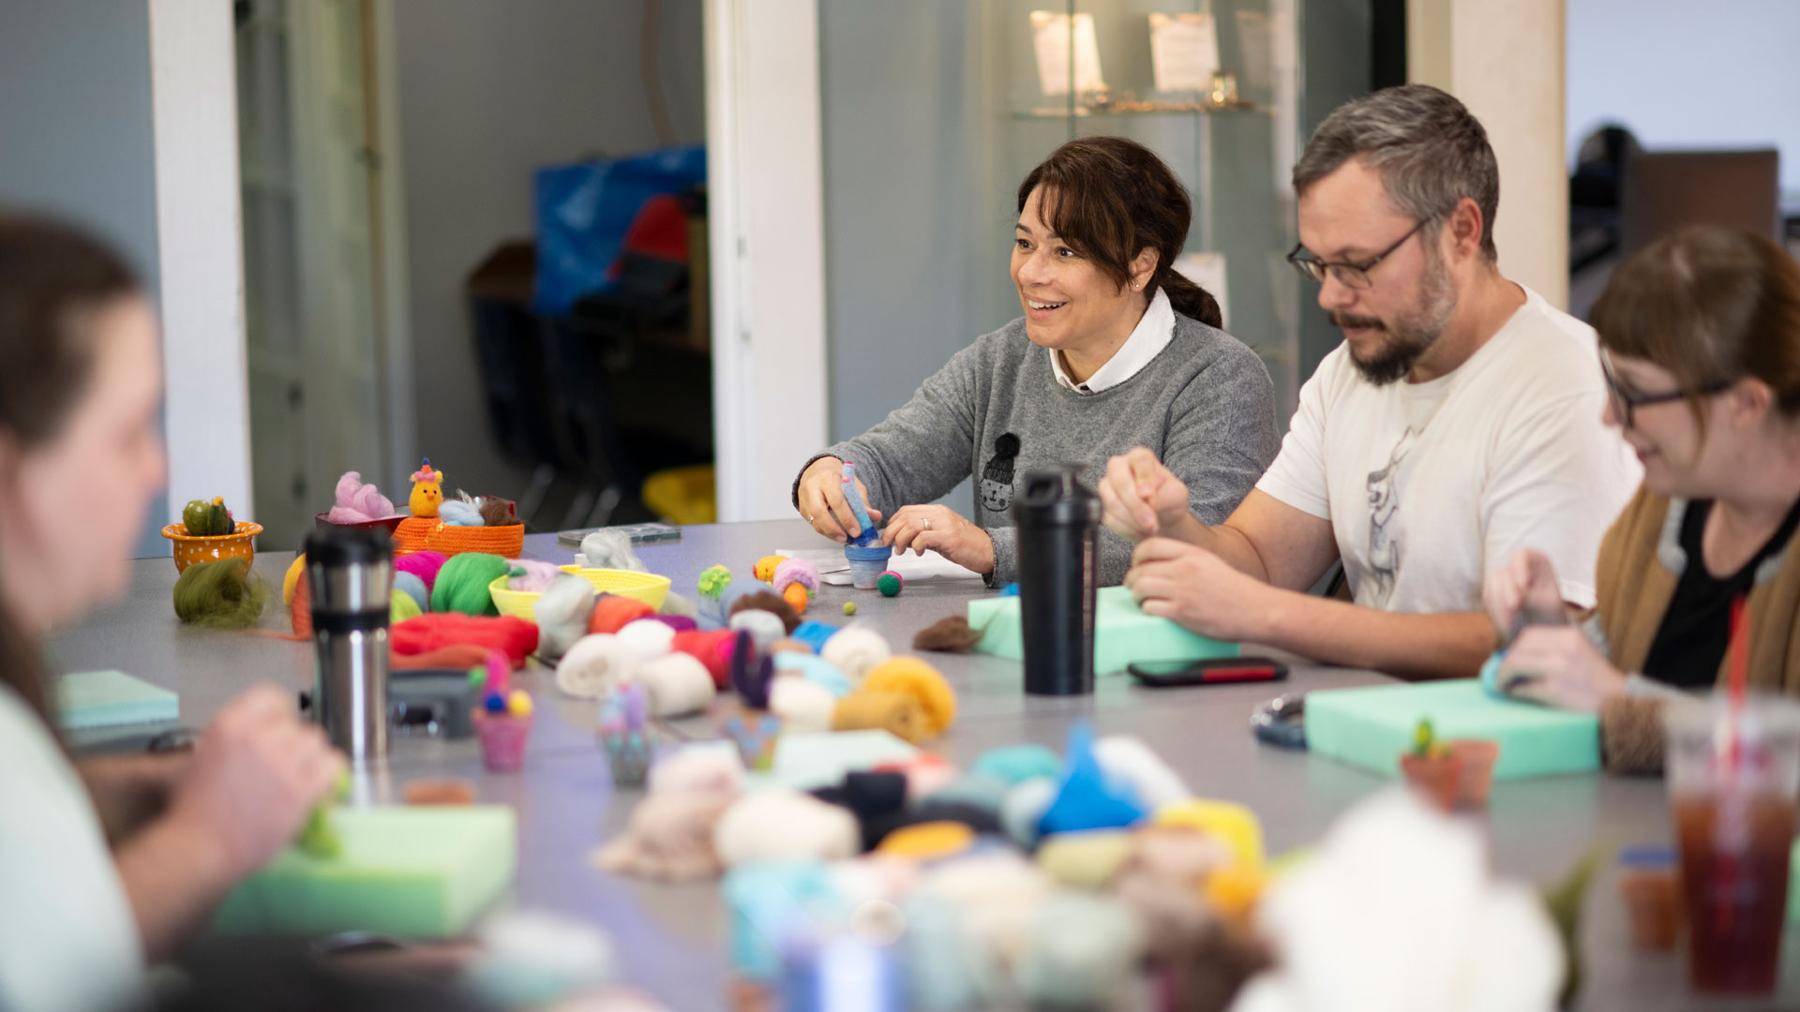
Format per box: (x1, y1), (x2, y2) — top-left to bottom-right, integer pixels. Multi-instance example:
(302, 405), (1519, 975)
(430, 552), (509, 616)
(877, 571), (904, 598)
(172, 557), (270, 629)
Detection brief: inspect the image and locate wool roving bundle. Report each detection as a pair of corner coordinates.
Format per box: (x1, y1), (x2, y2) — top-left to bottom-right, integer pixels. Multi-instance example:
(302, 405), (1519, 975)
(592, 790), (736, 882)
(394, 550), (449, 592)
(728, 590), (800, 633)
(506, 559), (563, 593)
(390, 588), (423, 625)
(392, 570), (430, 615)
(831, 691), (929, 745)
(172, 557), (269, 629)
(768, 675), (836, 733)
(389, 613), (537, 666)
(1093, 735), (1192, 811)
(579, 529), (648, 572)
(1014, 893), (1145, 1008)
(628, 653), (715, 717)
(727, 608), (787, 653)
(431, 552), (509, 615)
(326, 470), (397, 524)
(589, 594), (654, 635)
(533, 575), (597, 661)
(438, 499), (485, 526)
(712, 789), (859, 867)
(858, 657), (956, 738)
(555, 634), (638, 699)
(615, 618), (677, 658)
(820, 627), (892, 681)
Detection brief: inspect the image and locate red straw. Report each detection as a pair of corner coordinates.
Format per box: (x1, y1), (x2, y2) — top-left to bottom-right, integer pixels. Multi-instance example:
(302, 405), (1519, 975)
(1727, 595), (1750, 766)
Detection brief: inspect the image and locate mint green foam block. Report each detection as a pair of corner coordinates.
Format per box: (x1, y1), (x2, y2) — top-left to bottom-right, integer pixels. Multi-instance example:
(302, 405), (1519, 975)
(1306, 680), (1600, 781)
(55, 670), (178, 731)
(968, 586), (1238, 675)
(213, 806), (516, 939)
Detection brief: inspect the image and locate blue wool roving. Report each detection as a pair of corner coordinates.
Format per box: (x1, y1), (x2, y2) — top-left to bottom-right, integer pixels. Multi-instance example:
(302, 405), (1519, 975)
(971, 744), (1063, 787)
(393, 571), (430, 614)
(439, 499), (485, 526)
(1036, 724), (1147, 837)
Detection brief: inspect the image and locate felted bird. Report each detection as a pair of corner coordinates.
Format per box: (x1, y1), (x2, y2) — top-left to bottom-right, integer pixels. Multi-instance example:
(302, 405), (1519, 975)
(408, 458), (444, 518)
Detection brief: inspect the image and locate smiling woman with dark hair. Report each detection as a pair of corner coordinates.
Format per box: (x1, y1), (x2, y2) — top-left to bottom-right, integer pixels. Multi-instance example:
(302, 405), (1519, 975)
(791, 136), (1279, 586)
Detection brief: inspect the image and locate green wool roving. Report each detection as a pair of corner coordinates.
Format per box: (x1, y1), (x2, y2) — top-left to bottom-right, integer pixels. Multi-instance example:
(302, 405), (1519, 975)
(430, 552), (509, 616)
(172, 557), (269, 629)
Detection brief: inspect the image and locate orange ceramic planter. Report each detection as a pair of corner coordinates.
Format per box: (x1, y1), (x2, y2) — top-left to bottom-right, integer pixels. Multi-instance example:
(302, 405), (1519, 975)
(161, 521), (264, 574)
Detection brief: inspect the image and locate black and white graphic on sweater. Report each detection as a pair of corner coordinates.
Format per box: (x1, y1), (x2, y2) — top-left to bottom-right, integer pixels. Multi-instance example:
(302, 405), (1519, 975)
(979, 433), (1022, 513)
(1364, 428), (1418, 606)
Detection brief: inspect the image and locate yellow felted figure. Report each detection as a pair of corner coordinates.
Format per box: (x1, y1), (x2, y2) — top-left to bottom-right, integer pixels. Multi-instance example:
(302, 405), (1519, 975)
(408, 458), (444, 518)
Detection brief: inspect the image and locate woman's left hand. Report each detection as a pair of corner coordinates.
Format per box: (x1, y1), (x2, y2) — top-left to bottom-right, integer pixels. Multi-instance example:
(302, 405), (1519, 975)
(881, 505), (995, 577)
(1496, 626), (1628, 713)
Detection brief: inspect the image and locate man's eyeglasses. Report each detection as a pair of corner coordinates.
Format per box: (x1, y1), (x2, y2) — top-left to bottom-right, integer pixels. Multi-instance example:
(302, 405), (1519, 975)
(1598, 347), (1734, 429)
(1286, 220), (1426, 290)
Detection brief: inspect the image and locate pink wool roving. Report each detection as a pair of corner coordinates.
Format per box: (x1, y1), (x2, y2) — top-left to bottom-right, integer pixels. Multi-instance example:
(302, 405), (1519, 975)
(395, 550), (449, 592)
(326, 470), (398, 523)
(506, 559), (562, 593)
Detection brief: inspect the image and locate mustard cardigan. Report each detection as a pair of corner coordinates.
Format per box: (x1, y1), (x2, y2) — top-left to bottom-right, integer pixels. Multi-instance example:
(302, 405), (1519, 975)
(1592, 486), (1800, 772)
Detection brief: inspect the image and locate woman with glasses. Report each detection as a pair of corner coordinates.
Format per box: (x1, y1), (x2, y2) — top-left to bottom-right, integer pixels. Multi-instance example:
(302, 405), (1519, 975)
(1485, 226), (1800, 772)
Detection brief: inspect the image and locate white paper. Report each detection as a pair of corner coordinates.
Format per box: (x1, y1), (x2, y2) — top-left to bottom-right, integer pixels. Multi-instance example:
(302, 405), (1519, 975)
(1030, 11), (1105, 97)
(1148, 13), (1220, 93)
(1173, 251), (1230, 329)
(779, 547), (985, 587)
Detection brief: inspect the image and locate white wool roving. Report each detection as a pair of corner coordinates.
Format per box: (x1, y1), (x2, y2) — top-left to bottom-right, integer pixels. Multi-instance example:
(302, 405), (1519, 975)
(648, 744), (745, 798)
(728, 608), (787, 652)
(555, 634), (638, 699)
(769, 674), (836, 734)
(713, 789), (859, 866)
(820, 626), (891, 681)
(628, 653), (716, 717)
(1232, 790), (1562, 1012)
(1093, 735), (1191, 809)
(580, 529), (648, 572)
(660, 590), (699, 619)
(533, 575), (597, 661)
(1016, 892), (1145, 1008)
(616, 618), (677, 659)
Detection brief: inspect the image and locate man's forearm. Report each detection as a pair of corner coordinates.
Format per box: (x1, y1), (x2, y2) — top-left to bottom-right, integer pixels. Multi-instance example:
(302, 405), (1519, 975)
(1253, 591), (1498, 680)
(1165, 514), (1272, 582)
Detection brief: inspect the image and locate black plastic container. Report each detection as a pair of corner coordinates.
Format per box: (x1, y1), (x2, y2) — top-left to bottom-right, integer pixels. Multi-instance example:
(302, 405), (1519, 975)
(1012, 466), (1099, 696)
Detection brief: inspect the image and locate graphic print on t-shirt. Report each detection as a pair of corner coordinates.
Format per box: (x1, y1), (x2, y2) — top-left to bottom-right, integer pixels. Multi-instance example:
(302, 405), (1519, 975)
(1364, 428), (1418, 607)
(979, 433), (1022, 513)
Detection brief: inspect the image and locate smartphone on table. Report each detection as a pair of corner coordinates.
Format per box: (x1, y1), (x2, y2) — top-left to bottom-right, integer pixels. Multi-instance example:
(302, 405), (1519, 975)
(1127, 657), (1289, 687)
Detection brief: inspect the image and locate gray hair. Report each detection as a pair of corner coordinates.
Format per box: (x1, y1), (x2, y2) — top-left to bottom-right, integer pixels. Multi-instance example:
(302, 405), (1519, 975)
(1293, 84), (1500, 261)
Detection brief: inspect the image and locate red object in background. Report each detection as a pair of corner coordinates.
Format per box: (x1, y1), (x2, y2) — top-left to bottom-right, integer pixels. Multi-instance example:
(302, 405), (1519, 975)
(608, 193), (689, 278)
(390, 613), (538, 668)
(672, 629), (736, 688)
(589, 595), (656, 635)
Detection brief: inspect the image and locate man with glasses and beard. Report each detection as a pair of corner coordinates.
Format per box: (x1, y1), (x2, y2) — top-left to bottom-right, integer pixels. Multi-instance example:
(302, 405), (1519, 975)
(1098, 85), (1640, 679)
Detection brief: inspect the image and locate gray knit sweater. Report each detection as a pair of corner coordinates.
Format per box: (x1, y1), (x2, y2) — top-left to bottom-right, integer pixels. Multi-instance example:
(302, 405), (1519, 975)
(798, 313), (1280, 586)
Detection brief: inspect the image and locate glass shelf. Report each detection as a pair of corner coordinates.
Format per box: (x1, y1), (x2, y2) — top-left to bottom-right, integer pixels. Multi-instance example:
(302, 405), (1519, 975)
(1012, 100), (1266, 119)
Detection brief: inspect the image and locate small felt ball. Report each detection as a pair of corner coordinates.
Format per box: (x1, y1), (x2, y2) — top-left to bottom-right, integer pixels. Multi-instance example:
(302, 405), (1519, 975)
(467, 666), (488, 690)
(483, 692), (508, 714)
(878, 571), (904, 597)
(843, 601), (858, 616)
(507, 689), (533, 718)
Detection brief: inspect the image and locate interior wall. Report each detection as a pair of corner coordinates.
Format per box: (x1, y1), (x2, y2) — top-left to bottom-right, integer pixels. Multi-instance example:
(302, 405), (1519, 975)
(388, 0), (705, 501)
(1568, 0), (1800, 192)
(0, 0), (168, 556)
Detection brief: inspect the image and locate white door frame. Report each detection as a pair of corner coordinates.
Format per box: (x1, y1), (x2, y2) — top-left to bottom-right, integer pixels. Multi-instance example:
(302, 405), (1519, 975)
(704, 0), (829, 522)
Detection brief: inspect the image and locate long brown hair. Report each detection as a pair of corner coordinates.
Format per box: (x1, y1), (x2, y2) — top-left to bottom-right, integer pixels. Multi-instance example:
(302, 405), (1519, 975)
(1591, 226), (1800, 434)
(0, 215), (141, 719)
(1017, 136), (1224, 328)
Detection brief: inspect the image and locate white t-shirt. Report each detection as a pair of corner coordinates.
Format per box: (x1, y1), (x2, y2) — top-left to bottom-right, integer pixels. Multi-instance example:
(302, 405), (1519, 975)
(0, 684), (144, 1012)
(1256, 285), (1641, 613)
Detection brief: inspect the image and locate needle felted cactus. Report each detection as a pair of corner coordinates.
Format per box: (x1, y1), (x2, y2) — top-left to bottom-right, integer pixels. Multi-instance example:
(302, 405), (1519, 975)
(180, 496), (235, 536)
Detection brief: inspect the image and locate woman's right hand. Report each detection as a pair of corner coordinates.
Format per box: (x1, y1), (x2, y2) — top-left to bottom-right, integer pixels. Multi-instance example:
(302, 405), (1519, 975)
(165, 685), (345, 880)
(1099, 447), (1192, 542)
(1484, 549), (1567, 642)
(797, 457), (884, 544)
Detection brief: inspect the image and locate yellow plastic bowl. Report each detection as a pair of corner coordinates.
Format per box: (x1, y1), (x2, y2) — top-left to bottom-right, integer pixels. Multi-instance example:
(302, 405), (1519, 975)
(487, 575), (541, 621)
(559, 566), (671, 610)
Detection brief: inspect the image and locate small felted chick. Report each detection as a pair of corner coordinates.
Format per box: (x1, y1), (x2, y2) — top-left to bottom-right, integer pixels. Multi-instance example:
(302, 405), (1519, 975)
(409, 458), (444, 518)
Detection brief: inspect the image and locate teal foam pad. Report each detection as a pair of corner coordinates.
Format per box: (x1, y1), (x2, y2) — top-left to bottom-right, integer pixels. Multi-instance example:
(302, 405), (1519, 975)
(968, 586), (1238, 674)
(213, 806), (516, 939)
(1306, 679), (1600, 781)
(55, 670), (178, 731)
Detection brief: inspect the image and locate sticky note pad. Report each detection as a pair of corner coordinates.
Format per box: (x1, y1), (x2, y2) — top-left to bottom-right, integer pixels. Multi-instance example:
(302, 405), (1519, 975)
(1305, 679), (1600, 781)
(968, 586), (1238, 674)
(213, 806), (516, 939)
(54, 670), (178, 731)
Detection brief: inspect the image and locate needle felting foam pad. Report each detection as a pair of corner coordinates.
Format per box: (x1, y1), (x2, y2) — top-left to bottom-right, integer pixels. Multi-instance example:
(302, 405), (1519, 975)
(54, 670), (179, 731)
(1305, 679), (1599, 780)
(212, 806), (516, 939)
(967, 586), (1238, 674)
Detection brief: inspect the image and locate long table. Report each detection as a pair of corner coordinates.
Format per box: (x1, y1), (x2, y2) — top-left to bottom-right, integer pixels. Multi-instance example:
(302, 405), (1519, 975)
(49, 520), (1800, 1010)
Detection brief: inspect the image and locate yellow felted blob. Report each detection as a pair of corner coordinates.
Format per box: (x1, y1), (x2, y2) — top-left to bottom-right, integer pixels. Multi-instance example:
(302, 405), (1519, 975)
(1202, 863), (1267, 921)
(283, 553), (306, 606)
(1036, 830), (1134, 890)
(1154, 799), (1265, 870)
(753, 555), (784, 582)
(830, 691), (928, 745)
(877, 821), (974, 862)
(860, 657), (956, 738)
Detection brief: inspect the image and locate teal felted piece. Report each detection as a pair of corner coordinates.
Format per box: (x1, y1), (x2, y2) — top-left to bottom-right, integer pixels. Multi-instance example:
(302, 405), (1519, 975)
(1305, 680), (1600, 780)
(968, 586), (1238, 674)
(972, 744), (1064, 786)
(755, 730), (920, 792)
(213, 806), (516, 939)
(55, 670), (178, 731)
(925, 773), (1012, 816)
(723, 860), (843, 980)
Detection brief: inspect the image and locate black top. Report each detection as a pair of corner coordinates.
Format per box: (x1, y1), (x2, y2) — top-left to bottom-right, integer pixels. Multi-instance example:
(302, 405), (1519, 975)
(1641, 497), (1800, 688)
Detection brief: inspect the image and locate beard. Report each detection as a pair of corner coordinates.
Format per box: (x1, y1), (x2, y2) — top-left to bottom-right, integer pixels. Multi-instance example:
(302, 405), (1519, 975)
(1333, 247), (1458, 386)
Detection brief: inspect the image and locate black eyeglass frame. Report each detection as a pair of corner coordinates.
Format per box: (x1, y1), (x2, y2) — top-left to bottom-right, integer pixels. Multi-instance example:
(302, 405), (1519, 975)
(1598, 346), (1735, 429)
(1285, 219), (1428, 290)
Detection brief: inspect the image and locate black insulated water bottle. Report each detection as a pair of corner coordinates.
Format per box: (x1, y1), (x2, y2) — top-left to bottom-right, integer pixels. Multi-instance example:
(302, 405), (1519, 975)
(1012, 466), (1099, 696)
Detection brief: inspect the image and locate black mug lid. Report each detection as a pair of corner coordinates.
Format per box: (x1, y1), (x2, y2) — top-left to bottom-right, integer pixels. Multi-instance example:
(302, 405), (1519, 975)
(302, 526), (393, 568)
(1011, 466), (1100, 528)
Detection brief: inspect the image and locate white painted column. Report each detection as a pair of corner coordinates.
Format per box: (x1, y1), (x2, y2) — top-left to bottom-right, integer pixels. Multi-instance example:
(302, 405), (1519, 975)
(1409, 0), (1569, 309)
(704, 0), (830, 522)
(147, 0), (255, 518)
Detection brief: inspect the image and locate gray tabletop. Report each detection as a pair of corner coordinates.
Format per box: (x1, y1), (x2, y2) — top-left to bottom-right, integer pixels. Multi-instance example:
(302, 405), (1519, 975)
(48, 521), (1800, 1010)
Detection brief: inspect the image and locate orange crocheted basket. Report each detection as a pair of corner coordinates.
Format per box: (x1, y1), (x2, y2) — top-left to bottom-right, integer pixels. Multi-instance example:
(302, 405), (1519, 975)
(161, 521), (264, 574)
(391, 516), (525, 558)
